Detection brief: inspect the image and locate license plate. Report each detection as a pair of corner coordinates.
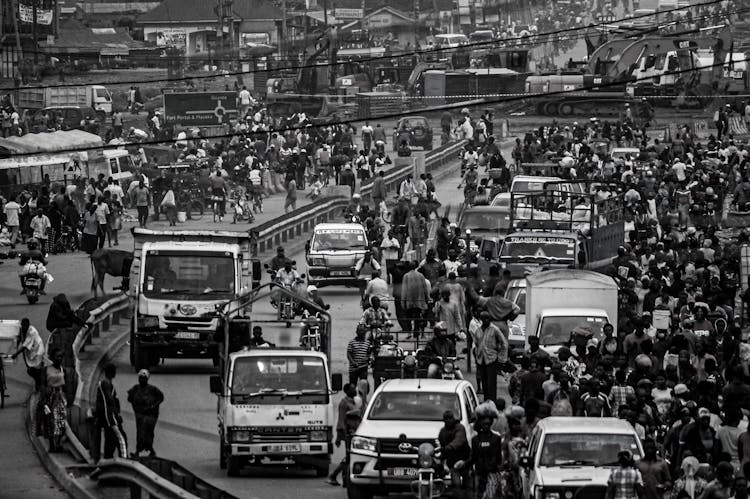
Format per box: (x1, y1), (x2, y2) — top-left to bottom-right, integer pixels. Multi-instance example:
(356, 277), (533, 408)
(268, 443), (301, 453)
(174, 332), (200, 340)
(25, 278), (40, 285)
(331, 270), (350, 276)
(387, 467), (417, 477)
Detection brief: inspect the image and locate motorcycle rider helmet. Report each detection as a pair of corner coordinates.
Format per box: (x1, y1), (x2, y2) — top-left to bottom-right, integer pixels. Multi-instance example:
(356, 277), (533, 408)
(27, 238), (39, 250)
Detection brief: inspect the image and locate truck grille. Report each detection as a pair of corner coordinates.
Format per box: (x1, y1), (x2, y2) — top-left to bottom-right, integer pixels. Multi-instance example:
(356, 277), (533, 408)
(542, 486), (608, 499)
(375, 457), (419, 470)
(378, 438), (424, 455)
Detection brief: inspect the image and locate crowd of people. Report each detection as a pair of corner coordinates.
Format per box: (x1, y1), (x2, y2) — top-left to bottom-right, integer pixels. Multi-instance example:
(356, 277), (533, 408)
(322, 103), (750, 499)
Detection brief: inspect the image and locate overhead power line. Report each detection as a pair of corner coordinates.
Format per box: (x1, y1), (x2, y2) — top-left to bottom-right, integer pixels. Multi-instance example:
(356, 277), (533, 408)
(0, 53), (742, 158)
(6, 0), (728, 91)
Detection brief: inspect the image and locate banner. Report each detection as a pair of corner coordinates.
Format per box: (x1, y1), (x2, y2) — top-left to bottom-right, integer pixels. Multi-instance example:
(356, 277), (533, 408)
(18, 3), (54, 25)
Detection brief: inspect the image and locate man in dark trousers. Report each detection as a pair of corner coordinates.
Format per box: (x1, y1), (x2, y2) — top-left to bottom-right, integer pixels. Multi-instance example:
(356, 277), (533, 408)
(93, 363), (127, 462)
(339, 165), (356, 197)
(326, 383), (359, 486)
(127, 369), (164, 458)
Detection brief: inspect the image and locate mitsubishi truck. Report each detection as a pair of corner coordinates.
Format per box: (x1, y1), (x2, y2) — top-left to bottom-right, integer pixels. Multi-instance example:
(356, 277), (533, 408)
(525, 269), (618, 355)
(498, 187), (625, 278)
(128, 228), (255, 370)
(16, 85), (113, 118)
(209, 284), (341, 477)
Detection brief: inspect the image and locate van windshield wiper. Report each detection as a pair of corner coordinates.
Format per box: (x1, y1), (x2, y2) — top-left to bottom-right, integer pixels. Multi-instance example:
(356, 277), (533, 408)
(202, 288), (232, 294)
(157, 289), (193, 295)
(552, 459), (597, 466)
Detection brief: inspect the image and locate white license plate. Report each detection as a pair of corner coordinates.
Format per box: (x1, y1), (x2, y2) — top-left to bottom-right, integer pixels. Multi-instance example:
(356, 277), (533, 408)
(331, 270), (350, 276)
(174, 332), (200, 340)
(387, 467), (417, 477)
(268, 443), (301, 453)
(25, 278), (41, 285)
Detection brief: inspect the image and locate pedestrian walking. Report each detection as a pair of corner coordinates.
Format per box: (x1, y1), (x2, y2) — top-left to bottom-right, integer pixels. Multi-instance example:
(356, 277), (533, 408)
(30, 208), (50, 256)
(606, 450), (644, 499)
(81, 204), (99, 254)
(131, 180), (150, 228)
(471, 311), (506, 403)
(285, 179), (297, 213)
(400, 261), (431, 334)
(3, 194), (20, 248)
(458, 402), (504, 499)
(94, 196), (110, 249)
(41, 348), (67, 452)
(346, 326), (370, 385)
(127, 369), (164, 458)
(93, 363), (128, 462)
(11, 318), (45, 391)
(326, 383), (359, 486)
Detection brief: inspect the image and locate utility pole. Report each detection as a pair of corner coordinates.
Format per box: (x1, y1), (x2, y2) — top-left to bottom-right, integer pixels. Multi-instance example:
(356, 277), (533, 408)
(281, 0), (286, 62)
(32, 0), (38, 63)
(10, 0), (22, 54)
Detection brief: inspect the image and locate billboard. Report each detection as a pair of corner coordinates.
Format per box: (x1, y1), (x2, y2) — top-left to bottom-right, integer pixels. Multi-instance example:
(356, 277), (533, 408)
(163, 92), (238, 126)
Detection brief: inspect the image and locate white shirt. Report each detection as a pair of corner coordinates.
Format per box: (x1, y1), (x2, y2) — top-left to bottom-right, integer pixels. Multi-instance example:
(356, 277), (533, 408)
(30, 215), (51, 239)
(380, 237), (400, 260)
(105, 184), (125, 202)
(239, 89), (251, 105)
(20, 326), (45, 368)
(3, 200), (20, 226)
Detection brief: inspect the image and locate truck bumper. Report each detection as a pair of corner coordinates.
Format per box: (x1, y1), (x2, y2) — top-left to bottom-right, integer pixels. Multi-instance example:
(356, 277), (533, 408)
(307, 266), (359, 287)
(348, 451), (440, 492)
(135, 332), (217, 358)
(229, 442), (332, 466)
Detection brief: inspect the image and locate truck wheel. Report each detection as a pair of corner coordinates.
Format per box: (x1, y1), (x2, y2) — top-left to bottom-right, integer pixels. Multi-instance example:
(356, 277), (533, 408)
(129, 319), (136, 366)
(346, 484), (374, 499)
(96, 110), (106, 122)
(314, 464), (329, 477)
(133, 344), (151, 371)
(226, 456), (242, 477)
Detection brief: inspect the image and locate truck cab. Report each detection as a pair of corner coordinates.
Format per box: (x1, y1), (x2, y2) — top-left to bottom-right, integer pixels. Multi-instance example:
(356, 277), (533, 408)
(211, 349), (341, 477)
(306, 223), (369, 288)
(128, 229), (254, 370)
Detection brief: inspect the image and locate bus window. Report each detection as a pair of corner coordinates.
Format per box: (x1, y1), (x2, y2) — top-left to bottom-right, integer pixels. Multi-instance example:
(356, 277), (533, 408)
(122, 156), (135, 172)
(110, 158), (119, 175)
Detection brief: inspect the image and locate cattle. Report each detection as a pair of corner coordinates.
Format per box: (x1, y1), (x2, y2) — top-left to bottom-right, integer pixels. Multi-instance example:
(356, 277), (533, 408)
(90, 249), (134, 297)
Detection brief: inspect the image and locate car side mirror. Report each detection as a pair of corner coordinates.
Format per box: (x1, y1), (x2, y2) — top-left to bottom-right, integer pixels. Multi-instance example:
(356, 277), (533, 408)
(210, 375), (222, 394)
(331, 373), (343, 391)
(519, 456), (532, 468)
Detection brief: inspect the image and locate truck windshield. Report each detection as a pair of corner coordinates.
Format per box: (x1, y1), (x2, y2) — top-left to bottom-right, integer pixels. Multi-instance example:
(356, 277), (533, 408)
(367, 392), (460, 421)
(500, 237), (576, 261)
(462, 211), (510, 231)
(539, 433), (641, 467)
(231, 356), (328, 404)
(142, 251), (234, 298)
(538, 315), (607, 346)
(311, 229), (367, 251)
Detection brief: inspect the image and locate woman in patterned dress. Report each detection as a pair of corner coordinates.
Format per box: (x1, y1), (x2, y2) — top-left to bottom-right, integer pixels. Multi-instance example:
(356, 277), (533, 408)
(43, 348), (67, 452)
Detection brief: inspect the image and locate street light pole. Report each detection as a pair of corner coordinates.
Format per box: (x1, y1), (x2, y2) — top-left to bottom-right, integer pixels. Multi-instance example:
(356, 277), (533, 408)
(32, 0), (38, 63)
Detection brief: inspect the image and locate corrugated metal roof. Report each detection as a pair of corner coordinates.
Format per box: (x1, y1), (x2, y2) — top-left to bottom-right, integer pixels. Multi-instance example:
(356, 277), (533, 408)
(0, 130), (103, 155)
(138, 0), (282, 23)
(39, 19), (144, 54)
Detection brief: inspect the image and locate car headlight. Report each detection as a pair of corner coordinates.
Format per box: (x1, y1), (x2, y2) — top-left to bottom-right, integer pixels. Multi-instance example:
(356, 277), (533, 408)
(228, 429), (251, 443)
(309, 430), (328, 442)
(351, 436), (377, 452)
(309, 257), (326, 266)
(138, 315), (159, 328)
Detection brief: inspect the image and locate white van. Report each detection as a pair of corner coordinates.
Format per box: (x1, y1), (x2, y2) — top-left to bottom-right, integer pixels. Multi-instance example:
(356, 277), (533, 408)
(509, 175), (585, 195)
(521, 417), (644, 499)
(306, 223), (369, 288)
(434, 34), (469, 49)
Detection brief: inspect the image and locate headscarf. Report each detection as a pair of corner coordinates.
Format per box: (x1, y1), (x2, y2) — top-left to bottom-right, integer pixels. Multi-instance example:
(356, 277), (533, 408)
(681, 456), (700, 498)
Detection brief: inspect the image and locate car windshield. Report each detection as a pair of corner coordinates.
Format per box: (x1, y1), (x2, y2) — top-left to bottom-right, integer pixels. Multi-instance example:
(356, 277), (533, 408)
(398, 119), (428, 131)
(311, 228), (367, 251)
(491, 196), (510, 207)
(500, 237), (576, 260)
(368, 392), (460, 421)
(469, 32), (494, 42)
(507, 288), (526, 309)
(539, 433), (641, 466)
(462, 211), (510, 231)
(142, 251), (235, 298)
(538, 315), (607, 346)
(231, 356), (328, 404)
(511, 180), (559, 192)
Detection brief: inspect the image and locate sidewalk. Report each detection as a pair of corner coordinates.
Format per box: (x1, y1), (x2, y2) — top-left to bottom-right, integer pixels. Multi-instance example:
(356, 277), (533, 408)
(0, 377), (69, 499)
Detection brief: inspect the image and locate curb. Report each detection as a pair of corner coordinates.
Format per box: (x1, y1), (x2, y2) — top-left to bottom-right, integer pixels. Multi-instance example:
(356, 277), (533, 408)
(24, 392), (97, 499)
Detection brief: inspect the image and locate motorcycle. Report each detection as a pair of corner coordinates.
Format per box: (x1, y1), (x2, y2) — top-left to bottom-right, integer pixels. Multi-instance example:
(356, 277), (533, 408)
(432, 355), (464, 380)
(19, 260), (48, 304)
(300, 309), (324, 350)
(399, 437), (446, 499)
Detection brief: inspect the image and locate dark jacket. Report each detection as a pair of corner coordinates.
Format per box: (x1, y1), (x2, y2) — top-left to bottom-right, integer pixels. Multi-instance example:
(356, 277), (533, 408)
(127, 383), (164, 418)
(46, 293), (86, 332)
(95, 377), (121, 427)
(468, 430), (503, 474)
(438, 423), (470, 467)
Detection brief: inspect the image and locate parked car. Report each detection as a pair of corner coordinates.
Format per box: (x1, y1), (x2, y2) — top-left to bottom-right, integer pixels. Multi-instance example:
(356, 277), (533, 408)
(29, 106), (101, 134)
(392, 116), (433, 151)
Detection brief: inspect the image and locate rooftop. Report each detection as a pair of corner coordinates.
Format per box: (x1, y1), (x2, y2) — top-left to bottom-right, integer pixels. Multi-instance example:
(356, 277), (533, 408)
(139, 0), (282, 23)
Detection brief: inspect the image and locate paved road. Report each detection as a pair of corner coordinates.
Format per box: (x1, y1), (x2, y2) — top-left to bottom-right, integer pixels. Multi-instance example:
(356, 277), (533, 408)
(105, 141), (517, 498)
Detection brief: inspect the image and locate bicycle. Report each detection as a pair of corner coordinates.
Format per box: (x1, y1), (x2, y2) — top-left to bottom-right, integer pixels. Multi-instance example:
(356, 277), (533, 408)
(177, 192), (204, 221)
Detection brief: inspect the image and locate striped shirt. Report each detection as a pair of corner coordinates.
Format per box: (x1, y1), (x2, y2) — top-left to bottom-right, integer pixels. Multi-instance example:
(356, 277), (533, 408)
(472, 323), (507, 365)
(347, 339), (370, 372)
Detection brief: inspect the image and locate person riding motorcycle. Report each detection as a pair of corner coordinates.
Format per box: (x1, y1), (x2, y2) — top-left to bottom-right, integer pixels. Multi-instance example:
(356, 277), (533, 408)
(19, 238), (48, 295)
(422, 322), (462, 379)
(344, 193), (369, 222)
(272, 260), (301, 307)
(269, 246), (292, 272)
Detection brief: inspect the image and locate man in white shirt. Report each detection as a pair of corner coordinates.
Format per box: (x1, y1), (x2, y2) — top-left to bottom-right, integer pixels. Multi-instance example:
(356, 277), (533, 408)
(105, 180), (125, 203)
(3, 195), (20, 247)
(11, 318), (45, 391)
(238, 86), (252, 117)
(30, 208), (51, 255)
(364, 270), (389, 310)
(380, 231), (401, 284)
(361, 122), (373, 152)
